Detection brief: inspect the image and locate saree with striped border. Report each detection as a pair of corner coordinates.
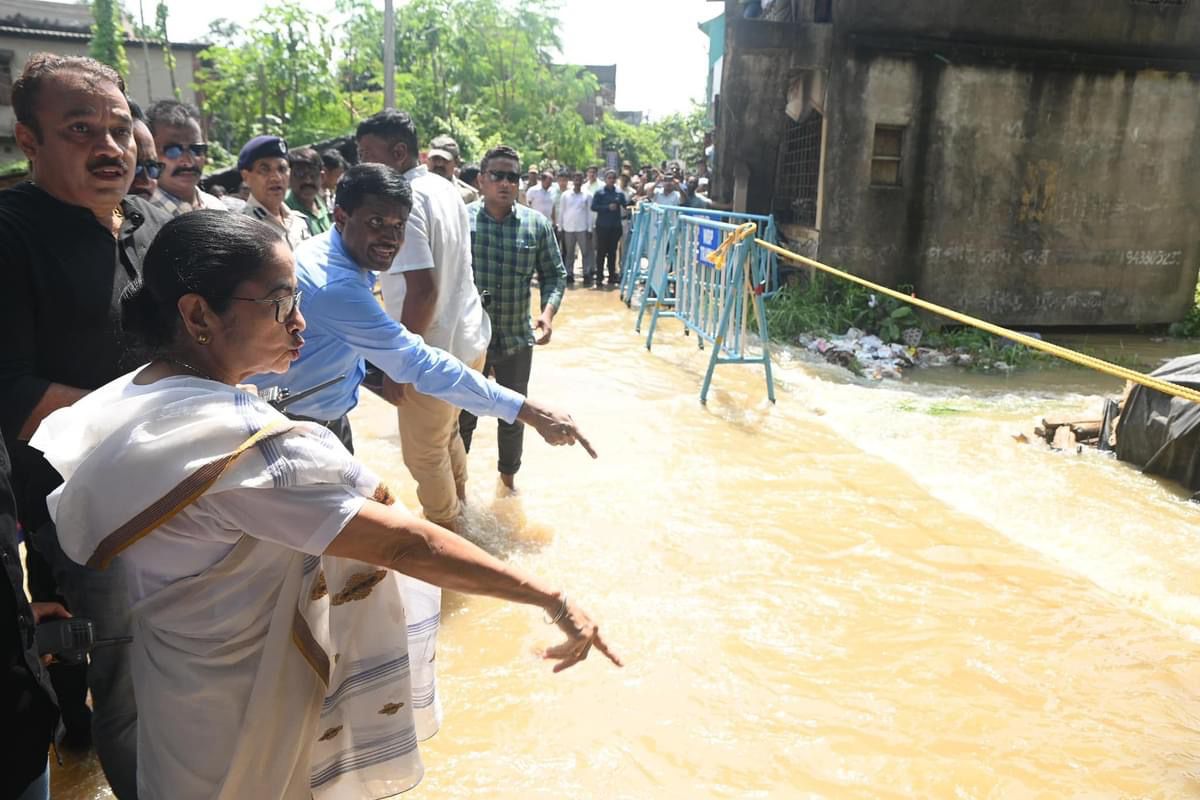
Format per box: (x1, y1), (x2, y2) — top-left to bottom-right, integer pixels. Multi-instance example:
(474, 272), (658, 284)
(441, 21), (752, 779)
(32, 372), (437, 799)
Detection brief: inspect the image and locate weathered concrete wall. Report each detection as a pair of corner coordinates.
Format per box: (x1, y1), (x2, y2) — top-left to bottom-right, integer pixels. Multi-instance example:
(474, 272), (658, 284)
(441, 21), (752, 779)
(0, 39), (201, 153)
(838, 0), (1199, 58)
(820, 49), (1200, 325)
(714, 0), (831, 211)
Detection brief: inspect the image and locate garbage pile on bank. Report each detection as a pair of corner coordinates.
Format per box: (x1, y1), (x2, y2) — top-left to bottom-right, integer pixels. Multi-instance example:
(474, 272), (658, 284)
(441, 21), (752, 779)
(794, 327), (1013, 380)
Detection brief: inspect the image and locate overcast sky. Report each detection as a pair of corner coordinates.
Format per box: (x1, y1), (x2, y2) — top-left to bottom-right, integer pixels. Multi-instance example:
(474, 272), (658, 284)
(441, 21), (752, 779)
(119, 0), (719, 118)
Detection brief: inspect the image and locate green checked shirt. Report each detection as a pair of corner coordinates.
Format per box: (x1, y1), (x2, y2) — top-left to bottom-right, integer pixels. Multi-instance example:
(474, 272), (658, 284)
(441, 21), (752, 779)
(467, 200), (567, 357)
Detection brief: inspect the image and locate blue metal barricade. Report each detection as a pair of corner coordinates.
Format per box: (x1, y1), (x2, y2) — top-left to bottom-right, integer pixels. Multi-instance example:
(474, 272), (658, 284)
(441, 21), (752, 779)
(643, 214), (776, 404)
(618, 207), (649, 305)
(620, 204), (782, 309)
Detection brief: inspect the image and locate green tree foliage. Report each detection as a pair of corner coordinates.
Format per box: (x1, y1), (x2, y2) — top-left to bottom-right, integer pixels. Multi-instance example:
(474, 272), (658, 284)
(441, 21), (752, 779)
(89, 0), (129, 76)
(338, 0), (601, 168)
(649, 102), (709, 167)
(195, 0), (710, 172)
(201, 0), (601, 167)
(600, 115), (665, 170)
(197, 3), (345, 150)
(155, 2), (180, 99)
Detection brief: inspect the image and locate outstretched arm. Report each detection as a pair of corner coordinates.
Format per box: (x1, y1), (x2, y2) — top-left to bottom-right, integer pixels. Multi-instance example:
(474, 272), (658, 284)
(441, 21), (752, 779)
(326, 499), (621, 672)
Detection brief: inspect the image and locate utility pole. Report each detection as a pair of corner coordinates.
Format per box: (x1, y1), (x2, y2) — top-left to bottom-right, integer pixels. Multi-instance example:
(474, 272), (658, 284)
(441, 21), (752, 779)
(383, 0), (395, 109)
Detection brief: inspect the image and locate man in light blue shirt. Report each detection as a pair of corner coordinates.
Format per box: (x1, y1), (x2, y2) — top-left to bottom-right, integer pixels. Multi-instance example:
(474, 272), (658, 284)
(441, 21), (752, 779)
(250, 164), (592, 458)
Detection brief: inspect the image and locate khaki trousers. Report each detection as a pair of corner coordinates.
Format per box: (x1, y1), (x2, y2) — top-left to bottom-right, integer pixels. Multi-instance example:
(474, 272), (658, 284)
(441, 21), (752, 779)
(397, 353), (486, 528)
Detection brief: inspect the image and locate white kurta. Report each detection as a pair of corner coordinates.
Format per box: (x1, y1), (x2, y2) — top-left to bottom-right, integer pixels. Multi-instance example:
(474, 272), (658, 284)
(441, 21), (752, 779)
(32, 372), (435, 799)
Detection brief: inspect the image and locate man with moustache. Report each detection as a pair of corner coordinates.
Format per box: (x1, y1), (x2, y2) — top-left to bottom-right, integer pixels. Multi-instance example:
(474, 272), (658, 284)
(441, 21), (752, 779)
(285, 146), (332, 236)
(248, 163), (589, 461)
(239, 134), (310, 249)
(128, 100), (162, 198)
(0, 53), (171, 799)
(144, 99), (225, 216)
(354, 109), (494, 534)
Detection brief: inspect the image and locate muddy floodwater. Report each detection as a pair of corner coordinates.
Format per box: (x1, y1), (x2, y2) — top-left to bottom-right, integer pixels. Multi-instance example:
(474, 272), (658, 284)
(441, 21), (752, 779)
(53, 290), (1200, 798)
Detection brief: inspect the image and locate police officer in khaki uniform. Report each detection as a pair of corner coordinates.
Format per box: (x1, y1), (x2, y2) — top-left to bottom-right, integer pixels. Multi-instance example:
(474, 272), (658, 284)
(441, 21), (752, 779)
(239, 135), (310, 249)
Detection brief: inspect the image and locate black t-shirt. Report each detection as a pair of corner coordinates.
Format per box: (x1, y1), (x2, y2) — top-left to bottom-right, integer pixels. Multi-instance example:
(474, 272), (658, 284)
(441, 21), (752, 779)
(0, 182), (168, 531)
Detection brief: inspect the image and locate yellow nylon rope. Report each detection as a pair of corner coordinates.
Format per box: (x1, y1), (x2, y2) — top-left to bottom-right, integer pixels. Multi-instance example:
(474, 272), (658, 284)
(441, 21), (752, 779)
(755, 239), (1200, 405)
(710, 222), (758, 270)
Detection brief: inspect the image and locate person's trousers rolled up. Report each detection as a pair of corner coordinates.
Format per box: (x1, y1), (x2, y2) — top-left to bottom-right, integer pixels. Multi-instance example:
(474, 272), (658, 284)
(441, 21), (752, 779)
(396, 353), (486, 528)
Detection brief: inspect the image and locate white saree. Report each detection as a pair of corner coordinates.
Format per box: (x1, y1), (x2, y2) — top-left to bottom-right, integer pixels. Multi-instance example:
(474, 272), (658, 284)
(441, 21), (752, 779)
(32, 372), (441, 799)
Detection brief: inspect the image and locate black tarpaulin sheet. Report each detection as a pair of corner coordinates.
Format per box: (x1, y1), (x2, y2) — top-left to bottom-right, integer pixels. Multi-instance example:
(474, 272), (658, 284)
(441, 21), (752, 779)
(1115, 353), (1200, 497)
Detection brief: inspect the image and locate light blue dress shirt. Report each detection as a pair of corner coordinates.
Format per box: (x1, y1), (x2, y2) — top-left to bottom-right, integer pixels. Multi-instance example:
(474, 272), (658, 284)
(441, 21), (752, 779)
(250, 228), (525, 423)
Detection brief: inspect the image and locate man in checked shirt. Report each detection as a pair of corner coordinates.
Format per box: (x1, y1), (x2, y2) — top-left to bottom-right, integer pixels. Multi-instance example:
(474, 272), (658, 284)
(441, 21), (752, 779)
(462, 145), (568, 493)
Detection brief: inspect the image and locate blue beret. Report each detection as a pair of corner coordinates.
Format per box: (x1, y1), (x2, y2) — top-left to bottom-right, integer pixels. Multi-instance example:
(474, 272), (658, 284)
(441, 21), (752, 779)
(238, 135), (289, 171)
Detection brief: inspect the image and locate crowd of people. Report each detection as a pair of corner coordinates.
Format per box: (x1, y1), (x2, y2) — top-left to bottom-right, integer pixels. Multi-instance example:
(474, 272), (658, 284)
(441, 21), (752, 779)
(0, 52), (625, 800)
(460, 159), (722, 289)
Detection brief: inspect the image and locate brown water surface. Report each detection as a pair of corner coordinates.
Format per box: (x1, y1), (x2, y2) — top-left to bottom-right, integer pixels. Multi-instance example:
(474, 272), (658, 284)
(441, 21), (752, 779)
(54, 290), (1200, 798)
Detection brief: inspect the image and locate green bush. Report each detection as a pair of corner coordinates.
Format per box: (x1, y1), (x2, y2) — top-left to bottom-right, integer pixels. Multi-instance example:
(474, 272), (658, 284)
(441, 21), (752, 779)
(1168, 281), (1200, 338)
(765, 274), (918, 344)
(765, 272), (1046, 369)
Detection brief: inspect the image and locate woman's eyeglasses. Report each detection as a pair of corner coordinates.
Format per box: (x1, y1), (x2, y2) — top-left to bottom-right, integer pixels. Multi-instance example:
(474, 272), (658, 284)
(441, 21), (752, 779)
(162, 143), (209, 160)
(135, 160), (165, 179)
(486, 170), (521, 184)
(229, 291), (303, 323)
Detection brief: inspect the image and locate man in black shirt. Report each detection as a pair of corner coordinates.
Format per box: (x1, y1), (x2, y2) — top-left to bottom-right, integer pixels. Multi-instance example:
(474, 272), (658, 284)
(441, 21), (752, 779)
(0, 53), (168, 799)
(590, 169), (630, 287)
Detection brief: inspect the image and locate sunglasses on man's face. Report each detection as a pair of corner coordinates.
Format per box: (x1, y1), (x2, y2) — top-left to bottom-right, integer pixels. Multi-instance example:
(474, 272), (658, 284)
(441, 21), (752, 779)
(486, 170), (521, 185)
(162, 143), (209, 160)
(135, 160), (165, 179)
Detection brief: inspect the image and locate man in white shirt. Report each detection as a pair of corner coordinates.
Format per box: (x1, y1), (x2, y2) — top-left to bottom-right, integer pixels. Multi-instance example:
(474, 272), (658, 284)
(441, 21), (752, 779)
(525, 171), (556, 221)
(582, 165), (603, 258)
(551, 171), (570, 258)
(653, 173), (685, 207)
(559, 171), (593, 286)
(355, 109), (491, 532)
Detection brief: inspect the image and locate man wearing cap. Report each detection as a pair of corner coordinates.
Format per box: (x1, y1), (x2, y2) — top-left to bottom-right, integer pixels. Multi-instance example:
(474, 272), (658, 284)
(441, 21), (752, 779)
(239, 134), (310, 249)
(145, 99), (225, 216)
(285, 146), (332, 236)
(426, 133), (479, 204)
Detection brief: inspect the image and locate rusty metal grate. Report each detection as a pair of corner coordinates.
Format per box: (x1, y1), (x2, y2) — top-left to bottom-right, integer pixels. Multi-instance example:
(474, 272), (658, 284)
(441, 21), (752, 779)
(776, 111), (822, 227)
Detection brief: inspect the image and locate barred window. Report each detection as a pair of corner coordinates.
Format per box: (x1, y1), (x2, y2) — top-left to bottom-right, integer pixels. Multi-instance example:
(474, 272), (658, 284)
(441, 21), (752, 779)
(870, 125), (904, 187)
(776, 110), (822, 227)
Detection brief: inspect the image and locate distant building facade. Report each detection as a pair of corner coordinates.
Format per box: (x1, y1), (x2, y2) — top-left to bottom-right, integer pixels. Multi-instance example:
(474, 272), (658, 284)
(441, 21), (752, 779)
(715, 0), (1200, 326)
(0, 0), (206, 158)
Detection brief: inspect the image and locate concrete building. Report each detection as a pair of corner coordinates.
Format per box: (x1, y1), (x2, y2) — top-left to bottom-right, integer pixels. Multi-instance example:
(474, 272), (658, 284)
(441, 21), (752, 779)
(0, 0), (206, 159)
(715, 0), (1200, 326)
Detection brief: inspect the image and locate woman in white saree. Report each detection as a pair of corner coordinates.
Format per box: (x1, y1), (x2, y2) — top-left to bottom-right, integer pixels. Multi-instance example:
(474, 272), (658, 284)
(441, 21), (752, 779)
(31, 210), (621, 800)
